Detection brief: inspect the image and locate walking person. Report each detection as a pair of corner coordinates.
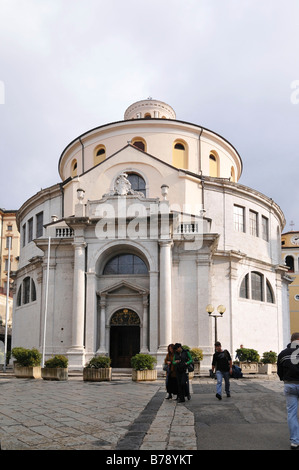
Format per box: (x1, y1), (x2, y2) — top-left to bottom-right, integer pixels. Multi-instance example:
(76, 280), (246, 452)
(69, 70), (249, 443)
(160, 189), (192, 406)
(212, 341), (233, 400)
(164, 344), (178, 399)
(173, 343), (193, 403)
(277, 332), (299, 450)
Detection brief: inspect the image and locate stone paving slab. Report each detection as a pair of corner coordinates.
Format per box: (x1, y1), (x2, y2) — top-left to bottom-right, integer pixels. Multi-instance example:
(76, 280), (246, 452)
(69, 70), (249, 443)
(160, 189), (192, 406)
(0, 373), (295, 453)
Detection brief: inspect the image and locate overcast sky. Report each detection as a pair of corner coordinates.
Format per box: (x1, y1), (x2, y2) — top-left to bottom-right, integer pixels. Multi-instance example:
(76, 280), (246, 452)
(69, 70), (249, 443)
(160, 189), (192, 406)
(1, 0), (299, 231)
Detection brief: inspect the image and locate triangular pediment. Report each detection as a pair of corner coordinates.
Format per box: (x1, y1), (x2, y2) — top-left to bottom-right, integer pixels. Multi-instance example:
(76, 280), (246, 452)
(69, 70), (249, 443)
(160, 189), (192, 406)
(98, 280), (148, 297)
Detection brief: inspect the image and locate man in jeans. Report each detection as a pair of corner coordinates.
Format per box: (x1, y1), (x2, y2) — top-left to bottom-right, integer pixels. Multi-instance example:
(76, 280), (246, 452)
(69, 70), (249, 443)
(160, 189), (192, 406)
(277, 332), (299, 450)
(212, 341), (232, 400)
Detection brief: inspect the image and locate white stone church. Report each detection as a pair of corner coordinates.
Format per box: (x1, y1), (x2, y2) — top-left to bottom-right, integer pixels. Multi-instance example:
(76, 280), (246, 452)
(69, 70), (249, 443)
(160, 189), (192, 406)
(12, 98), (290, 371)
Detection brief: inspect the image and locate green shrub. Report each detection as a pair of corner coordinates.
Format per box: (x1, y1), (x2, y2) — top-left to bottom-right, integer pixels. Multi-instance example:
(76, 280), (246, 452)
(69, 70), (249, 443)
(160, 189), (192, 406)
(235, 348), (260, 363)
(131, 353), (157, 371)
(190, 347), (203, 362)
(85, 356), (111, 369)
(12, 347), (42, 367)
(44, 355), (68, 368)
(261, 351), (277, 364)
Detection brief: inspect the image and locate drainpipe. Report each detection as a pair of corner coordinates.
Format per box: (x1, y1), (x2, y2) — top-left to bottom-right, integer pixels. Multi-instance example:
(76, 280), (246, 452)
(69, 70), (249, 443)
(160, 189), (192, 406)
(79, 137), (84, 174)
(198, 128), (203, 175)
(198, 128), (205, 211)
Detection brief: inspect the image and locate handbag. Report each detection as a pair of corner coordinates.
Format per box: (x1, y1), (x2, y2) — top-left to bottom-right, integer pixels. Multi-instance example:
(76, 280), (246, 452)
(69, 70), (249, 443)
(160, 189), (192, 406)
(163, 363), (169, 372)
(209, 368), (216, 379)
(187, 362), (194, 372)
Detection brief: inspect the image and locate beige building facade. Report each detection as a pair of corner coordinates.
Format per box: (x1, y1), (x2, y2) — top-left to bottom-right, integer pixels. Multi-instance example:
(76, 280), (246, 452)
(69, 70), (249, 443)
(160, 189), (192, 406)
(0, 208), (19, 327)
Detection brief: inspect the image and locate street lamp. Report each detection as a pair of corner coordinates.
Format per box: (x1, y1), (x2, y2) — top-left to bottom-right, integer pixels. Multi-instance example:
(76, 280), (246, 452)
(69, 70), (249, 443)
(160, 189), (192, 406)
(206, 304), (226, 344)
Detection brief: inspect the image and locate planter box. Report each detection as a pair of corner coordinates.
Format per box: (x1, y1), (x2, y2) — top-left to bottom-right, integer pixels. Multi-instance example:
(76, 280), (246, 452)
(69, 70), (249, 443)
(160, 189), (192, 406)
(239, 362), (258, 374)
(14, 365), (41, 379)
(258, 363), (277, 375)
(132, 369), (157, 381)
(83, 367), (112, 382)
(42, 368), (68, 381)
(193, 362), (201, 376)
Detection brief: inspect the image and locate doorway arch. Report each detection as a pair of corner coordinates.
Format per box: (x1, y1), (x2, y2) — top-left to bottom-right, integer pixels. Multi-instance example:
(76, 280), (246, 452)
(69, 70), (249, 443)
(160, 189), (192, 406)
(110, 308), (140, 368)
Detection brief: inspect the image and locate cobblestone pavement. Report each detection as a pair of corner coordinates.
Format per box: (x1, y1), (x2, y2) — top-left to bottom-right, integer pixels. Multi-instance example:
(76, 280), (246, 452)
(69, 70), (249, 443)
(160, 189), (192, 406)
(0, 372), (293, 452)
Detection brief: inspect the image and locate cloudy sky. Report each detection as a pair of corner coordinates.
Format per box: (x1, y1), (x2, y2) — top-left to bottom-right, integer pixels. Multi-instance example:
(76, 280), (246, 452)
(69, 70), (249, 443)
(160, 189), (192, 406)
(0, 0), (299, 230)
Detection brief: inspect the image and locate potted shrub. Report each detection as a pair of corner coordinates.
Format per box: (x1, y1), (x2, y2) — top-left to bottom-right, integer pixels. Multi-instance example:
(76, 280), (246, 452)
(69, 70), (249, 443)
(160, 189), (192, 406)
(235, 348), (260, 374)
(42, 355), (68, 381)
(258, 351), (277, 374)
(83, 355), (112, 381)
(12, 347), (42, 379)
(131, 353), (157, 381)
(190, 347), (203, 376)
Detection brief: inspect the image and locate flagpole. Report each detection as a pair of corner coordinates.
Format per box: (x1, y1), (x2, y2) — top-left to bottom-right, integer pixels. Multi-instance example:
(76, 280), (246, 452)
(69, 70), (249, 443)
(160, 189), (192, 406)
(42, 236), (51, 367)
(3, 236), (11, 372)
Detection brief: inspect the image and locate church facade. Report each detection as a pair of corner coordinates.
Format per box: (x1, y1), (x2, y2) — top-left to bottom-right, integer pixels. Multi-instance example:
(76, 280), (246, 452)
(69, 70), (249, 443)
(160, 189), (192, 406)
(12, 99), (290, 371)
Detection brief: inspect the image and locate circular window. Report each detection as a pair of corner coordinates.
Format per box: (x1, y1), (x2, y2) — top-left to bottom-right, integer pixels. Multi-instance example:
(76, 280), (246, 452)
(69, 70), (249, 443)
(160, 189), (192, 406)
(294, 294), (299, 301)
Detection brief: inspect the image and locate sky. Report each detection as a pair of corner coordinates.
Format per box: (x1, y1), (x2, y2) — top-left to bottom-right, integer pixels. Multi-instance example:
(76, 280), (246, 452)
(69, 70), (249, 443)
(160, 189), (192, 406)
(0, 0), (299, 231)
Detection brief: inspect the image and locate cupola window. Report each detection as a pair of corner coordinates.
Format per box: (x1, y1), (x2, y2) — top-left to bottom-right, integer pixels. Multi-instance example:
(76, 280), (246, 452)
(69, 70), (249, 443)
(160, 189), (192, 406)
(209, 153), (219, 177)
(71, 159), (78, 177)
(132, 137), (146, 152)
(172, 140), (188, 169)
(94, 145), (106, 166)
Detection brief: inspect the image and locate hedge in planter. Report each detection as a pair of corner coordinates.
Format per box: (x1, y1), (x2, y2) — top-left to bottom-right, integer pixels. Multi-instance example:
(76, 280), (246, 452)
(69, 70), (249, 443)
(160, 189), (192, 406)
(42, 355), (68, 381)
(131, 353), (157, 381)
(12, 347), (42, 379)
(235, 348), (260, 363)
(83, 356), (112, 381)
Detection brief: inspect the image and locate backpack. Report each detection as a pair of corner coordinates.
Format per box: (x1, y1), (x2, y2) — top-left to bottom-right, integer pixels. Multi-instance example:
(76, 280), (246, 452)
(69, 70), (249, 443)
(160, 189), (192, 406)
(232, 364), (243, 379)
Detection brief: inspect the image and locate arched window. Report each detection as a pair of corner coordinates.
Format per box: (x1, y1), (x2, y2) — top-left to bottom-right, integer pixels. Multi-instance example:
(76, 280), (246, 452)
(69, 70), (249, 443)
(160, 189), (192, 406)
(239, 271), (275, 304)
(132, 137), (146, 152)
(31, 279), (37, 302)
(127, 173), (146, 196)
(17, 277), (37, 307)
(240, 274), (249, 299)
(94, 145), (106, 166)
(286, 255), (294, 273)
(209, 153), (218, 177)
(266, 280), (275, 303)
(23, 277), (31, 304)
(144, 113), (152, 119)
(103, 254), (148, 275)
(172, 140), (188, 168)
(71, 159), (78, 177)
(17, 286), (22, 307)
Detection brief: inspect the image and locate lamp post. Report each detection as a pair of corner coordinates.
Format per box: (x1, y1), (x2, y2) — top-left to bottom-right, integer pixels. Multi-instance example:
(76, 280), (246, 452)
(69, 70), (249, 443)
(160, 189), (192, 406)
(206, 304), (226, 344)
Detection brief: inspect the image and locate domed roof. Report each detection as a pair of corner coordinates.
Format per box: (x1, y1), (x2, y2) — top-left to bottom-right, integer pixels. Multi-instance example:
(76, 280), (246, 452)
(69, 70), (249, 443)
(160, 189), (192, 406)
(124, 98), (176, 120)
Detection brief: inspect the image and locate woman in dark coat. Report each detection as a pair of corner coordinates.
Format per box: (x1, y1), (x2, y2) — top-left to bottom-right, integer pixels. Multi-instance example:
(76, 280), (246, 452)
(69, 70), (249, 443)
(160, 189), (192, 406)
(164, 344), (178, 399)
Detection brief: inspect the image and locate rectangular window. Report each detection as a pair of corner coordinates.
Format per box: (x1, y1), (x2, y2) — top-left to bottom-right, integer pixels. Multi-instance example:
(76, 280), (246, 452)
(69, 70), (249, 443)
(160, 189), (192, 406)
(7, 225), (12, 231)
(234, 205), (245, 232)
(249, 210), (258, 237)
(36, 212), (44, 238)
(262, 216), (269, 241)
(28, 218), (33, 243)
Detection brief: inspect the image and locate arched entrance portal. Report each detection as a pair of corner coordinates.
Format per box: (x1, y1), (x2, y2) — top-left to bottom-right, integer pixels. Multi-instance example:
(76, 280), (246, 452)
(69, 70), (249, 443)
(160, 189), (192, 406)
(110, 309), (140, 368)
